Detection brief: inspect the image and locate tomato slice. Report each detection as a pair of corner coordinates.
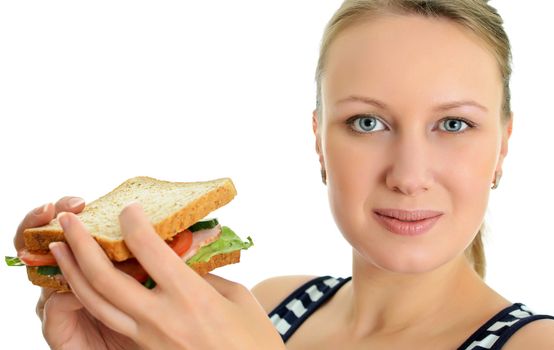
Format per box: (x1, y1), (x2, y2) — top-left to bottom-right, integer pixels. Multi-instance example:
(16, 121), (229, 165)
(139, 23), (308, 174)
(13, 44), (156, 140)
(167, 229), (193, 257)
(115, 230), (192, 283)
(18, 249), (57, 266)
(115, 259), (148, 283)
(18, 230), (194, 283)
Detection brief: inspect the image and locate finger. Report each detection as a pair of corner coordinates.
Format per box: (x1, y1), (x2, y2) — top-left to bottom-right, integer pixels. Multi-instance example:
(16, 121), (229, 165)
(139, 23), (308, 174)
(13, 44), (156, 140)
(50, 241), (138, 337)
(14, 203), (54, 251)
(14, 196), (86, 251)
(42, 292), (85, 344)
(42, 291), (84, 319)
(56, 212), (152, 316)
(119, 202), (206, 293)
(54, 196), (86, 216)
(36, 288), (57, 321)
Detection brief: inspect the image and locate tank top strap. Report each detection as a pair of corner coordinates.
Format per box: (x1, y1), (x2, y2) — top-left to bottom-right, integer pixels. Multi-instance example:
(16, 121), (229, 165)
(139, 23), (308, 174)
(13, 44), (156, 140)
(269, 279), (554, 348)
(457, 302), (554, 350)
(268, 275), (352, 343)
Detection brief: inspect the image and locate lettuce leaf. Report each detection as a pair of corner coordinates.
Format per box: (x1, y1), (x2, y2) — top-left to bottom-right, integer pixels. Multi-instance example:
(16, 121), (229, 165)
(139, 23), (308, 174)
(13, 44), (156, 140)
(186, 226), (253, 265)
(5, 226), (253, 276)
(5, 256), (24, 266)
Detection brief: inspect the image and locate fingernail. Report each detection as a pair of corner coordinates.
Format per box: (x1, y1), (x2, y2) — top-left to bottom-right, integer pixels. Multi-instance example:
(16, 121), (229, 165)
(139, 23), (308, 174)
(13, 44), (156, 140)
(49, 242), (66, 262)
(58, 213), (70, 230)
(49, 242), (60, 256)
(33, 203), (50, 215)
(68, 198), (85, 208)
(120, 201), (140, 217)
(126, 201), (140, 209)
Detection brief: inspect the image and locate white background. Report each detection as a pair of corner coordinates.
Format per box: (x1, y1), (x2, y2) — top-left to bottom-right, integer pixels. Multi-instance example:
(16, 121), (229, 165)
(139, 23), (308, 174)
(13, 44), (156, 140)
(1, 1), (552, 348)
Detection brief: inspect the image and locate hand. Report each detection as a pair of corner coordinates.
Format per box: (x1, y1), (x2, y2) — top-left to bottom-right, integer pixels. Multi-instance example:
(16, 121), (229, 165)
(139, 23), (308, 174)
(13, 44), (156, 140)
(14, 197), (137, 350)
(49, 202), (285, 350)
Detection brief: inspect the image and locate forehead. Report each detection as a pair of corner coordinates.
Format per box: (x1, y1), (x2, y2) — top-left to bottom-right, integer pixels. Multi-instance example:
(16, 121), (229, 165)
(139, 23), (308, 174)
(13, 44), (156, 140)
(322, 14), (502, 113)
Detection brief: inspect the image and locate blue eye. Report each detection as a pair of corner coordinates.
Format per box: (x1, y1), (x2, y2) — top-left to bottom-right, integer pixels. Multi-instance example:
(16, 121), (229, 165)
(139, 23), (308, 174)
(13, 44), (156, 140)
(346, 115), (475, 134)
(348, 115), (386, 133)
(439, 118), (472, 133)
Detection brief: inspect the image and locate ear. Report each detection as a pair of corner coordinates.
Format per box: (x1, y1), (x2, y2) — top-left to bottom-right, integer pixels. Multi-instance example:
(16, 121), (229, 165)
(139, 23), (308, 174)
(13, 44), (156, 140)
(495, 113), (513, 173)
(312, 109), (325, 170)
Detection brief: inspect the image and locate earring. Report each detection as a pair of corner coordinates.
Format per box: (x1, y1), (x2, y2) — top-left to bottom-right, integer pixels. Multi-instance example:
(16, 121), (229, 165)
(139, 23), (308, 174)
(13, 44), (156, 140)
(491, 171), (502, 190)
(321, 168), (327, 185)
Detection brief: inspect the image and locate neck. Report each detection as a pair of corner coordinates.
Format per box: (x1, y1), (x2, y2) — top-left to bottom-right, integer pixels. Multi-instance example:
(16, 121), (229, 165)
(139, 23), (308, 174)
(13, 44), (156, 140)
(341, 250), (495, 338)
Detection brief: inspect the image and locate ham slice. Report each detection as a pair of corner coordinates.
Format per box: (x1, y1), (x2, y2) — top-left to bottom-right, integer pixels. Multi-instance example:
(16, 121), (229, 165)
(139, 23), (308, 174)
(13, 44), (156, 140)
(181, 225), (222, 261)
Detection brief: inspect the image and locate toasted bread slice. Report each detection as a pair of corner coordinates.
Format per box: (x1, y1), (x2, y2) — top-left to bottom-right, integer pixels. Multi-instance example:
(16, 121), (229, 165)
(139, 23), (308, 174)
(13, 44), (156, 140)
(27, 250), (242, 292)
(23, 176), (237, 261)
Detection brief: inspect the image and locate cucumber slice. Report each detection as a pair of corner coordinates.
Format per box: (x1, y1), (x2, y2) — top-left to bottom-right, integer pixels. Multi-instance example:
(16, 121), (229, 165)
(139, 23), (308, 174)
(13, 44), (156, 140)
(188, 218), (219, 232)
(143, 277), (157, 289)
(37, 266), (61, 276)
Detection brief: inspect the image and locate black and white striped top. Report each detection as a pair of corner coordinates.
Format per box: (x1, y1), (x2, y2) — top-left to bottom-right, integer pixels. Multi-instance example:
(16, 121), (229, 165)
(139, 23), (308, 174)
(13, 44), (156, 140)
(268, 276), (554, 349)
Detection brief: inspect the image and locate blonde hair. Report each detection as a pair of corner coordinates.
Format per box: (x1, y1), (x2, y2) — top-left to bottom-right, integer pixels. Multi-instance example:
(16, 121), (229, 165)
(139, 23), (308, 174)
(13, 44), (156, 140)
(315, 0), (513, 279)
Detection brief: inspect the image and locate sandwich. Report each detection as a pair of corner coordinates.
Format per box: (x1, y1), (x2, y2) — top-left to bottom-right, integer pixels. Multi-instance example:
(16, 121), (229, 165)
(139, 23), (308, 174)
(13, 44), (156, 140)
(5, 176), (253, 292)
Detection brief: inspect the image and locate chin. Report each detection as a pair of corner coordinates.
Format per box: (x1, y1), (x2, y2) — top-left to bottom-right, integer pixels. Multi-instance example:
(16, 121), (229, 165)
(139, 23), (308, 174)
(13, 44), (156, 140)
(354, 245), (456, 275)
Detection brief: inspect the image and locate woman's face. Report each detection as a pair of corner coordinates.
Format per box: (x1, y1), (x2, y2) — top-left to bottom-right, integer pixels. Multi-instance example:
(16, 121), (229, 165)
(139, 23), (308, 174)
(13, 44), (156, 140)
(314, 14), (512, 273)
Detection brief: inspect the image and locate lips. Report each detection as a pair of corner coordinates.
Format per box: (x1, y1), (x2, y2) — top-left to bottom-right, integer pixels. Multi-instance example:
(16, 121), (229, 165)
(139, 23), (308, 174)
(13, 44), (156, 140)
(373, 209), (443, 236)
(373, 209), (443, 221)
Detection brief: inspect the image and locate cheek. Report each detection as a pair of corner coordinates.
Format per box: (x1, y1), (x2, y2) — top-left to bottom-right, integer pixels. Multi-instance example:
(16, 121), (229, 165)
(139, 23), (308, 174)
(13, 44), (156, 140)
(443, 134), (499, 253)
(444, 133), (499, 220)
(323, 130), (382, 237)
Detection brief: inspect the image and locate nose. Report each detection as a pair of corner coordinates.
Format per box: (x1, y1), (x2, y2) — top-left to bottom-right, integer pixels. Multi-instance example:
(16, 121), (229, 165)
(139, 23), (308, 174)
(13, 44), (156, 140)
(385, 133), (434, 196)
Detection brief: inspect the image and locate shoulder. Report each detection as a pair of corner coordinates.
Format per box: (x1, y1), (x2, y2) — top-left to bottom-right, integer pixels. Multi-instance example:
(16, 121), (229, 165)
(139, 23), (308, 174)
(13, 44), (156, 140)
(502, 318), (554, 350)
(250, 275), (319, 314)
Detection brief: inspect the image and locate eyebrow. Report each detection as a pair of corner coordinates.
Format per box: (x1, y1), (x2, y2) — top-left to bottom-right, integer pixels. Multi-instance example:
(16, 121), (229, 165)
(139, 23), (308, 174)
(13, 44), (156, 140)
(335, 95), (488, 113)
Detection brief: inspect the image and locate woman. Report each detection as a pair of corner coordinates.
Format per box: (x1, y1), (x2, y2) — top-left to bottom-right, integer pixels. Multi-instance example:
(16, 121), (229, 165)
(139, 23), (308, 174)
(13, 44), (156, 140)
(13, 0), (554, 349)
